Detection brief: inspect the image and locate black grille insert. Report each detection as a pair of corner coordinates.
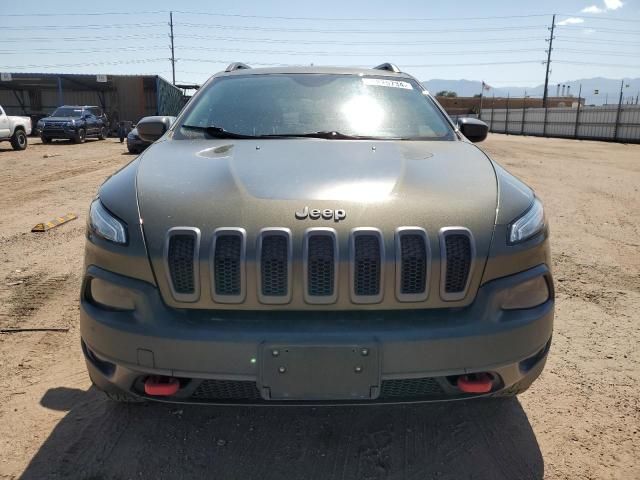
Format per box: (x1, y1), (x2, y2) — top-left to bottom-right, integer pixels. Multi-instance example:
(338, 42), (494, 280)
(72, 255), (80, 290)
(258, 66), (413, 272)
(354, 234), (382, 297)
(307, 235), (335, 297)
(167, 234), (196, 295)
(260, 233), (289, 297)
(400, 234), (427, 295)
(444, 234), (472, 294)
(192, 379), (261, 400)
(213, 234), (242, 296)
(380, 377), (444, 398)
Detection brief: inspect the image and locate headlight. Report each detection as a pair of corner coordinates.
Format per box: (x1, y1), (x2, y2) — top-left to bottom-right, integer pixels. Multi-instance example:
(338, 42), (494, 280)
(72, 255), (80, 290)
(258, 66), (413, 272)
(501, 275), (550, 310)
(89, 199), (127, 244)
(65, 121), (75, 128)
(509, 198), (545, 244)
(37, 120), (44, 128)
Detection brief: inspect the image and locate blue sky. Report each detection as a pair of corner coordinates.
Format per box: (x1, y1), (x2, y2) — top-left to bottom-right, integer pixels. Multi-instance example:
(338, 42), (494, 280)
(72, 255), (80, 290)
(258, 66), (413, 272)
(1, 0), (638, 89)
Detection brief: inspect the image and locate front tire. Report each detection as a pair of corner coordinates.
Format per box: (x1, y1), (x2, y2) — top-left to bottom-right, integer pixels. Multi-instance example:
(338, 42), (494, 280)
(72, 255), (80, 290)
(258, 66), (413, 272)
(73, 128), (86, 144)
(97, 126), (107, 140)
(10, 129), (28, 150)
(41, 136), (51, 144)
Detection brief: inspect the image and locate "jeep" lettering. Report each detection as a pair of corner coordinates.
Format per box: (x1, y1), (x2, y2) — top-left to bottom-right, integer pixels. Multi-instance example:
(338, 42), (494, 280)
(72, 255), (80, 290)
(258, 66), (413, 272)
(295, 206), (346, 222)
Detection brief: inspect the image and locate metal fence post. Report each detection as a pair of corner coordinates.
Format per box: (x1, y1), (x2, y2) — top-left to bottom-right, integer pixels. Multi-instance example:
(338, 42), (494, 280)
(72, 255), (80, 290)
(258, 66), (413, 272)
(505, 94), (510, 134)
(490, 96), (495, 132)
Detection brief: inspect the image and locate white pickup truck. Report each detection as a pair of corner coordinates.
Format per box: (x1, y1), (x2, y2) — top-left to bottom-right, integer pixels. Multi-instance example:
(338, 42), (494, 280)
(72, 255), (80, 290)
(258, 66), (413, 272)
(0, 105), (31, 151)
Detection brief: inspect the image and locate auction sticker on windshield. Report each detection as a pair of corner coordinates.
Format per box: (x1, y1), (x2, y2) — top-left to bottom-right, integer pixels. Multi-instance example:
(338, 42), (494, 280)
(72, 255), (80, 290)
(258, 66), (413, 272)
(362, 78), (413, 89)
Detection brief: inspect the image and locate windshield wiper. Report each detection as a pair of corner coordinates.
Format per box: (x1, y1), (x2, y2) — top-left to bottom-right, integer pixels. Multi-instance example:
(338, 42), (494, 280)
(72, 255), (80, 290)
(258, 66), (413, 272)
(182, 126), (392, 141)
(181, 124), (259, 139)
(262, 131), (379, 140)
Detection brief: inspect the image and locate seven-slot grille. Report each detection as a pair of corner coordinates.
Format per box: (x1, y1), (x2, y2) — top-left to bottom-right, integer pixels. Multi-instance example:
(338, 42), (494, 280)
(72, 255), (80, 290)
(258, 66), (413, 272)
(164, 227), (475, 304)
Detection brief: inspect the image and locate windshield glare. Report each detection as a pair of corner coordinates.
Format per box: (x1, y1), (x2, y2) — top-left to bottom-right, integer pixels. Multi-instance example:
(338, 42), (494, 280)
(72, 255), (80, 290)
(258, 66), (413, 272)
(179, 74), (454, 140)
(52, 107), (83, 117)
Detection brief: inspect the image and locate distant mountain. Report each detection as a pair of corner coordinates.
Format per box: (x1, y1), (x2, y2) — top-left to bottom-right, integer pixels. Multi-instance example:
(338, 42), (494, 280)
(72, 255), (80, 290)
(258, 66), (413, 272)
(422, 78), (640, 105)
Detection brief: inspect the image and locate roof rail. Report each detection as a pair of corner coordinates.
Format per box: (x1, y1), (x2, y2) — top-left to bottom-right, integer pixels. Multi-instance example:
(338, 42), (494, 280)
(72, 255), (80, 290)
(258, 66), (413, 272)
(225, 62), (251, 72)
(373, 63), (401, 73)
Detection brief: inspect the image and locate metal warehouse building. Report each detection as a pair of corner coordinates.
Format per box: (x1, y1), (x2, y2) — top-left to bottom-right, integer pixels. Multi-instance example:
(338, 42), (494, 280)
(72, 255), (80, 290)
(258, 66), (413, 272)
(0, 73), (187, 129)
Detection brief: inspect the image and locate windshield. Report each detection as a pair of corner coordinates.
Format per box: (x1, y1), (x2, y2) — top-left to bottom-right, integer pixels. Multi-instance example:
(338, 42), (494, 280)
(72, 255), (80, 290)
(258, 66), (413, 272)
(51, 107), (84, 117)
(178, 74), (454, 140)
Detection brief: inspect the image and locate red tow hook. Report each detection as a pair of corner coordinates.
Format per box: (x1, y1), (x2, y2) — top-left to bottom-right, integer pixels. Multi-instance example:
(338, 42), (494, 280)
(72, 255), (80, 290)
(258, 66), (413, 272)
(457, 373), (494, 394)
(144, 376), (180, 396)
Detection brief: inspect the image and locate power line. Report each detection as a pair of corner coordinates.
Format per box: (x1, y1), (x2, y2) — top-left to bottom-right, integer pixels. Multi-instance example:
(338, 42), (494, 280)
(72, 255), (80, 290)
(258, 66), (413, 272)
(1, 34), (167, 42)
(179, 58), (544, 67)
(0, 10), (554, 21)
(1, 59), (167, 70)
(1, 22), (164, 30)
(557, 49), (640, 57)
(557, 25), (640, 35)
(554, 60), (640, 68)
(555, 36), (640, 46)
(172, 11), (554, 22)
(556, 13), (640, 22)
(176, 22), (547, 34)
(0, 46), (544, 57)
(1, 10), (166, 16)
(176, 34), (545, 45)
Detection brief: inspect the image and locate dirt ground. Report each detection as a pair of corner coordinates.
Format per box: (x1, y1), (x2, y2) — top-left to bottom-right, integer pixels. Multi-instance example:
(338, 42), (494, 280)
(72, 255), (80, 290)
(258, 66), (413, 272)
(0, 134), (638, 480)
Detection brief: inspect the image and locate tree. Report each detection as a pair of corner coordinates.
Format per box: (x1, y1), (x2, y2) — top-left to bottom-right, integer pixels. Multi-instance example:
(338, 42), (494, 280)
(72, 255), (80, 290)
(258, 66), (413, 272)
(436, 90), (458, 98)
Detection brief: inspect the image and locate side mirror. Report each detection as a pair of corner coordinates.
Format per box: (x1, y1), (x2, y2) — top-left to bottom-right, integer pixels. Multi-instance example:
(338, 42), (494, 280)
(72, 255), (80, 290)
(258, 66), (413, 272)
(136, 116), (175, 142)
(457, 118), (488, 143)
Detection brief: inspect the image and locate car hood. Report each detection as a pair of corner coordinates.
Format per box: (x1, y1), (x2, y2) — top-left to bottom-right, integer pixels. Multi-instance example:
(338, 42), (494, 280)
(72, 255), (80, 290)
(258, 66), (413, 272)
(136, 137), (498, 309)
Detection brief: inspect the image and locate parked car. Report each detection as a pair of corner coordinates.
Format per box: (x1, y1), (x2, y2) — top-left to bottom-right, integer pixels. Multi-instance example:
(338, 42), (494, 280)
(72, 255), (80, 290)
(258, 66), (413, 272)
(37, 105), (109, 144)
(81, 63), (553, 405)
(0, 105), (31, 151)
(126, 127), (152, 154)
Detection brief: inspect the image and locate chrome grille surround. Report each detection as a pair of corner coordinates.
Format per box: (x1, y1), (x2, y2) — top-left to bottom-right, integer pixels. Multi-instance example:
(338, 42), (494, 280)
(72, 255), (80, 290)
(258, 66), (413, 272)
(395, 227), (430, 302)
(257, 228), (293, 304)
(438, 227), (475, 302)
(349, 228), (385, 304)
(164, 227), (201, 303)
(210, 227), (246, 303)
(303, 227), (338, 304)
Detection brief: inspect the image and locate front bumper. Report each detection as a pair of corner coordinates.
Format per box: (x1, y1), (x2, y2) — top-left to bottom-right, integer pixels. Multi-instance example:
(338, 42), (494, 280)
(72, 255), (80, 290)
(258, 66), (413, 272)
(80, 264), (553, 404)
(41, 125), (77, 139)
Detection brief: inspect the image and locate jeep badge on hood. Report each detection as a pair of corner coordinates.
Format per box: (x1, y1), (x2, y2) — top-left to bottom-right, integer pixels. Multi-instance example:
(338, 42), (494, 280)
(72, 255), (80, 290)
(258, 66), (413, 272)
(295, 206), (347, 222)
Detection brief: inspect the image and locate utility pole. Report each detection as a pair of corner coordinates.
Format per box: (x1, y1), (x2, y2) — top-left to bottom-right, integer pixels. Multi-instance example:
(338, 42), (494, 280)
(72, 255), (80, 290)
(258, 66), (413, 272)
(613, 80), (625, 141)
(574, 84), (582, 139)
(542, 14), (556, 108)
(169, 11), (176, 85)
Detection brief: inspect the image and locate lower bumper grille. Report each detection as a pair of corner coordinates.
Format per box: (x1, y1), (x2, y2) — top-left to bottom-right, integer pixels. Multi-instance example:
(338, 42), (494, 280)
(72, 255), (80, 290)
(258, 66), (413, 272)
(190, 377), (445, 402)
(192, 379), (261, 400)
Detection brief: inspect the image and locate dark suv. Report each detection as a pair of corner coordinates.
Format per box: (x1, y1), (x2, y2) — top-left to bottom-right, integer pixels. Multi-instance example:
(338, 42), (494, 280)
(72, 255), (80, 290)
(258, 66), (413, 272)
(38, 105), (109, 143)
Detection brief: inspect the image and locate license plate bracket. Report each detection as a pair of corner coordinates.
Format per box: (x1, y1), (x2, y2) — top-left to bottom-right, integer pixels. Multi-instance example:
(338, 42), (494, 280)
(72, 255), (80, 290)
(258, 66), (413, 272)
(260, 343), (380, 401)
